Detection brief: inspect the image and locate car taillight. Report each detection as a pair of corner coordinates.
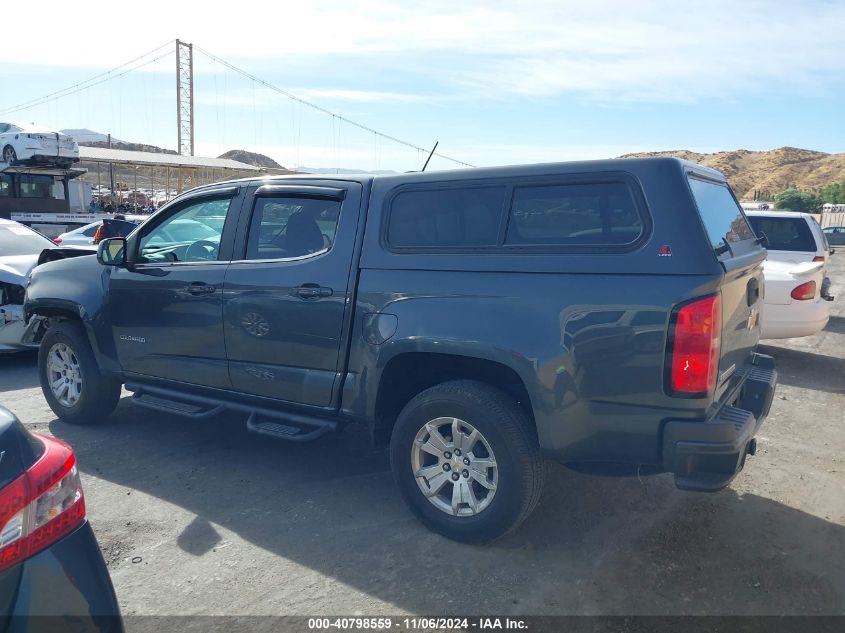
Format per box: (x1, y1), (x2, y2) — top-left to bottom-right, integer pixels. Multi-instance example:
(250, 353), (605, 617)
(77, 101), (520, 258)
(0, 435), (85, 573)
(791, 281), (816, 301)
(53, 237), (63, 244)
(812, 256), (824, 263)
(668, 295), (722, 396)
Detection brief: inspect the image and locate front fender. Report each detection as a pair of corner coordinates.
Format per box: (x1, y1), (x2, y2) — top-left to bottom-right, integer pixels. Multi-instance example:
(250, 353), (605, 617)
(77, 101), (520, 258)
(24, 255), (120, 374)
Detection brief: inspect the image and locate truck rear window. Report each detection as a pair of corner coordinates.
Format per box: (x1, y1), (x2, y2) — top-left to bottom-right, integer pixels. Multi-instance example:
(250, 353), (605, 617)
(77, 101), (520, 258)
(746, 216), (816, 252)
(505, 182), (642, 246)
(386, 180), (644, 249)
(387, 186), (505, 248)
(687, 177), (755, 254)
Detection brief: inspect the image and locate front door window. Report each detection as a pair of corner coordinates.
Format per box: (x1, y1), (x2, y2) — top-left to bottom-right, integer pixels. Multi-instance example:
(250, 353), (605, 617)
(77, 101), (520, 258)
(138, 198), (231, 263)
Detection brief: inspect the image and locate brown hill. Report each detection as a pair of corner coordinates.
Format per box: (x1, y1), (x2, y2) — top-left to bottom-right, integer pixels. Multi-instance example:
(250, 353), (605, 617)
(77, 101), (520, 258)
(620, 147), (845, 200)
(80, 140), (178, 155)
(218, 149), (282, 169)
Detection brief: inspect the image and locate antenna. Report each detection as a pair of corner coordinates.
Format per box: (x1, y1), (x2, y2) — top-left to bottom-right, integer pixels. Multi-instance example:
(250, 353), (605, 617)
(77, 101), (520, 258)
(421, 142), (439, 172)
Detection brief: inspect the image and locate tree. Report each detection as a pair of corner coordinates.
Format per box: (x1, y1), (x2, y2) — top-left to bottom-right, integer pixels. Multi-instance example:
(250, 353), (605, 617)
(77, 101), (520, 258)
(820, 181), (845, 204)
(774, 188), (823, 213)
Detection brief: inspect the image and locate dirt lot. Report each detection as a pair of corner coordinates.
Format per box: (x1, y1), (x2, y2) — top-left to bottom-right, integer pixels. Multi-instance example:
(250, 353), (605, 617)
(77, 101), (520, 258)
(1, 257), (843, 619)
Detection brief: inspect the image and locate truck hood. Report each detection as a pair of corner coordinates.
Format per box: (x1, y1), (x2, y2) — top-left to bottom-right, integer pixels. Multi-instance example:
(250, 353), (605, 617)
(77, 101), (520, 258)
(0, 254), (40, 284)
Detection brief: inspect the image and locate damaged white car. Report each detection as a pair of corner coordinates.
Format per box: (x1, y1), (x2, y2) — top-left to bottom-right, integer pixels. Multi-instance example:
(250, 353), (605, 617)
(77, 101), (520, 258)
(0, 219), (58, 352)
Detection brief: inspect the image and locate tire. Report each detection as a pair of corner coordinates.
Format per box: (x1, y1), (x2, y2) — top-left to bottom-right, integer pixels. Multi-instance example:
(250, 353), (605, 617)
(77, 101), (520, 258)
(390, 380), (545, 544)
(39, 321), (121, 425)
(2, 145), (17, 164)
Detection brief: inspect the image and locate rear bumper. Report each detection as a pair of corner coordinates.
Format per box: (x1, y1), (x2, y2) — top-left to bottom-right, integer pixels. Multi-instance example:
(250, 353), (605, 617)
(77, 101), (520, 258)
(761, 299), (829, 340)
(30, 152), (78, 164)
(663, 353), (777, 492)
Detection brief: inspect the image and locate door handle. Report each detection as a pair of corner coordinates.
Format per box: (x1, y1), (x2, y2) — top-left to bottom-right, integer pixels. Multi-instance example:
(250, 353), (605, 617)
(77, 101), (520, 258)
(186, 282), (216, 295)
(294, 284), (333, 299)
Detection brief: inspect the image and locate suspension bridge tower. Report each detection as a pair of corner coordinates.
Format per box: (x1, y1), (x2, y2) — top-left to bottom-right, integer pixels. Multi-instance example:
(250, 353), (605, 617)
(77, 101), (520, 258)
(176, 39), (194, 156)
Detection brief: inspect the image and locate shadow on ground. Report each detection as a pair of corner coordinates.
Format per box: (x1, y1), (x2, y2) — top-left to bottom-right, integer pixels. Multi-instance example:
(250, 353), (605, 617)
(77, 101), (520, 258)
(0, 350), (39, 391)
(759, 345), (845, 395)
(52, 400), (844, 615)
(823, 315), (845, 335)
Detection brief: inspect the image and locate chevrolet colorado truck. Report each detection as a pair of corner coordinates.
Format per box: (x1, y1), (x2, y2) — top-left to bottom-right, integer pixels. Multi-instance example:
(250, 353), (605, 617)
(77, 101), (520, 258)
(23, 158), (777, 542)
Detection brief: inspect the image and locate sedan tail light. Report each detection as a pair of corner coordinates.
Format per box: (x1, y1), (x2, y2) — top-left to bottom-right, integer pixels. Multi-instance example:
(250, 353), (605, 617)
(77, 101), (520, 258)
(0, 435), (85, 573)
(53, 237), (63, 244)
(812, 256), (824, 263)
(667, 294), (722, 396)
(791, 281), (816, 301)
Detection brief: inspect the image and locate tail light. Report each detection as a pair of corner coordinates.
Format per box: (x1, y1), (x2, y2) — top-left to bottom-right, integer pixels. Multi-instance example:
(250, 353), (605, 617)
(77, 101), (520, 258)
(53, 237), (63, 244)
(667, 295), (722, 396)
(812, 256), (824, 263)
(0, 435), (85, 573)
(791, 281), (816, 301)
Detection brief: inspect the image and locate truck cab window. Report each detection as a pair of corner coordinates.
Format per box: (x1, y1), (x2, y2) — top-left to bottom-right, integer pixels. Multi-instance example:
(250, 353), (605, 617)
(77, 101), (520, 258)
(138, 198), (232, 263)
(245, 196), (341, 260)
(17, 175), (54, 199)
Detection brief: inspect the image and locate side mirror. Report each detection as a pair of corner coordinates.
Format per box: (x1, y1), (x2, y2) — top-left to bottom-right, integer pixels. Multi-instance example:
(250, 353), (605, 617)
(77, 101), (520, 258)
(97, 238), (127, 267)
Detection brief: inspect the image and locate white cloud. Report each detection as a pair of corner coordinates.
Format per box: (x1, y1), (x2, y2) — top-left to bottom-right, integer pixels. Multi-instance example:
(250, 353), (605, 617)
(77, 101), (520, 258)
(3, 1), (843, 104)
(194, 87), (432, 110)
(290, 88), (433, 104)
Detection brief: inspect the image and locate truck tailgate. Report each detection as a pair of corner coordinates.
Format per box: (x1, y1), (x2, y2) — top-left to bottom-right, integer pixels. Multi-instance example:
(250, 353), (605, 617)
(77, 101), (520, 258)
(717, 250), (766, 402)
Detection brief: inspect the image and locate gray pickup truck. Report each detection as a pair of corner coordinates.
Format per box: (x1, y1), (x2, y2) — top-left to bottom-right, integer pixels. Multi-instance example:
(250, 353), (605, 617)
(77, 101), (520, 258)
(23, 157), (777, 542)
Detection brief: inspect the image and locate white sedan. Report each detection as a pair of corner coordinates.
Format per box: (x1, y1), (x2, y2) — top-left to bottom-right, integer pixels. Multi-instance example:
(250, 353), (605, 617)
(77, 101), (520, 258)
(54, 221), (101, 250)
(760, 259), (830, 339)
(0, 122), (79, 168)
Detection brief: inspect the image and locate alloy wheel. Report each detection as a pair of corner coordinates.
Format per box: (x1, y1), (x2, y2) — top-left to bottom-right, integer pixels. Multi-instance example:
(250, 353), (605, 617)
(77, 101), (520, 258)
(411, 417), (498, 517)
(46, 343), (84, 407)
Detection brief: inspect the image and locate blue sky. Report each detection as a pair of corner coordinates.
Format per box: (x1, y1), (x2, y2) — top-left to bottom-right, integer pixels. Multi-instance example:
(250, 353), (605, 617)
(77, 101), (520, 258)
(2, 0), (844, 172)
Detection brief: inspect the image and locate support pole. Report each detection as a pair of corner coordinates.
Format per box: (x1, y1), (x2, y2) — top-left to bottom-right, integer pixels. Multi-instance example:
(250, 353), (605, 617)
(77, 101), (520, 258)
(176, 40), (195, 156)
(108, 134), (115, 210)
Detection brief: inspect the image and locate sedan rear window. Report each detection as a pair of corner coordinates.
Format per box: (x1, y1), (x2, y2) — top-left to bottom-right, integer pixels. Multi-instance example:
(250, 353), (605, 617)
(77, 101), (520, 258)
(746, 216), (817, 252)
(687, 177), (755, 255)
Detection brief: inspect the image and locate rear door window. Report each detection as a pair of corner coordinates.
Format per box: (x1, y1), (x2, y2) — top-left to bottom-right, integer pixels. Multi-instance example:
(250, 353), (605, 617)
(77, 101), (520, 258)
(687, 177), (756, 256)
(245, 196), (341, 260)
(746, 216), (817, 252)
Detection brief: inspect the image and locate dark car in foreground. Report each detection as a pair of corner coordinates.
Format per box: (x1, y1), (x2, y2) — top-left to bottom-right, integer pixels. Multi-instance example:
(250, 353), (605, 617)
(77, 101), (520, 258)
(0, 407), (121, 632)
(24, 157), (776, 543)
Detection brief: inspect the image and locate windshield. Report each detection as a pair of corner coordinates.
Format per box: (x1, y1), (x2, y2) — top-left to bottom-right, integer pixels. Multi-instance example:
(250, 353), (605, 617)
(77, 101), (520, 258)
(0, 224), (54, 256)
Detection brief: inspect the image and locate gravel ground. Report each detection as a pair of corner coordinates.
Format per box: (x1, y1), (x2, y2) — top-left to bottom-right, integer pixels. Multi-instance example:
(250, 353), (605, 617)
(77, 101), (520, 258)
(1, 255), (843, 619)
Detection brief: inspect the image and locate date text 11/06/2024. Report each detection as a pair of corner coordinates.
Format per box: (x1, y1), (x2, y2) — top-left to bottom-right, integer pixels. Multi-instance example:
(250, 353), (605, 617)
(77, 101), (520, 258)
(307, 618), (528, 630)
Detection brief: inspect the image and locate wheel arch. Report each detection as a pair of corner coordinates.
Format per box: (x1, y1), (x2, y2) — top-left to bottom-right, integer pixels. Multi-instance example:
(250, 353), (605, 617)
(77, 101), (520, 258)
(26, 299), (120, 374)
(372, 350), (537, 446)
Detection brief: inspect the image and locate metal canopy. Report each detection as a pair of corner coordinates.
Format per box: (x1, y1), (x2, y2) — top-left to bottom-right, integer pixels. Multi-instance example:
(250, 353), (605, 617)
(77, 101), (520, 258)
(1, 165), (87, 180)
(78, 147), (262, 171)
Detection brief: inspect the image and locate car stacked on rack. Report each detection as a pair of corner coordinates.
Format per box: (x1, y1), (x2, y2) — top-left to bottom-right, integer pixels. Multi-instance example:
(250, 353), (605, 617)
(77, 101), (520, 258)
(0, 123), (79, 169)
